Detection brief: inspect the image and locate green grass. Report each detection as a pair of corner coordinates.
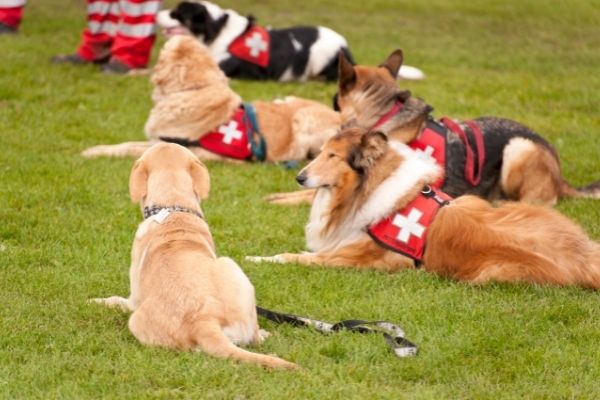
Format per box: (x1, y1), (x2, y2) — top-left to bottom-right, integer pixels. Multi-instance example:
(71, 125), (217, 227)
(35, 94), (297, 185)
(2, 0), (600, 398)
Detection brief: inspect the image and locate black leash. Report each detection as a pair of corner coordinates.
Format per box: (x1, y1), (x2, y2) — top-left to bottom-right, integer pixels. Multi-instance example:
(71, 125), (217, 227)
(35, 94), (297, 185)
(256, 306), (418, 358)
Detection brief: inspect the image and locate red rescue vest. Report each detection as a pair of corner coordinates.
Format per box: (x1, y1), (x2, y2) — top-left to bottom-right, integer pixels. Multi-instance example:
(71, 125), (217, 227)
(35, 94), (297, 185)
(198, 107), (253, 160)
(372, 101), (485, 188)
(368, 186), (451, 262)
(228, 25), (270, 68)
(407, 121), (447, 188)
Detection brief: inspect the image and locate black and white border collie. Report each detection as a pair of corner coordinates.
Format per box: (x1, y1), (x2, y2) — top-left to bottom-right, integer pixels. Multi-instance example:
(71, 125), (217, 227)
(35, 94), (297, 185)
(157, 1), (425, 82)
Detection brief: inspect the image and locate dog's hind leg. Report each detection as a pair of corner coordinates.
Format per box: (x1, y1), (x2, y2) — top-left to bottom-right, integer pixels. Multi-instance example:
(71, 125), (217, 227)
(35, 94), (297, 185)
(500, 138), (562, 205)
(247, 241), (414, 272)
(464, 246), (577, 287)
(128, 300), (182, 348)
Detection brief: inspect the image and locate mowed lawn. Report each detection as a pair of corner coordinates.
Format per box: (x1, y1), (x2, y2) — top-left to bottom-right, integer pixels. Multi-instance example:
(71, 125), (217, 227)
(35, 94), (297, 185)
(2, 0), (600, 398)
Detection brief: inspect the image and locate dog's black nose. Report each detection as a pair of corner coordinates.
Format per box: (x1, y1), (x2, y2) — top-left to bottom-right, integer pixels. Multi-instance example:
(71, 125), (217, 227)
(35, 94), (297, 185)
(296, 172), (307, 186)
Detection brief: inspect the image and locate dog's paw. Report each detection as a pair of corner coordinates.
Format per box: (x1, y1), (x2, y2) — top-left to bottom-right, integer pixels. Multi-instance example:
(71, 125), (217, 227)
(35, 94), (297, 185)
(258, 329), (271, 341)
(245, 255), (286, 264)
(88, 296), (131, 311)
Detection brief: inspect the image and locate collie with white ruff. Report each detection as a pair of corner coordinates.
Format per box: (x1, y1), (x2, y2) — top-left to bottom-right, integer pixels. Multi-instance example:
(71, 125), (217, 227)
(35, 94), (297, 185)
(249, 127), (600, 289)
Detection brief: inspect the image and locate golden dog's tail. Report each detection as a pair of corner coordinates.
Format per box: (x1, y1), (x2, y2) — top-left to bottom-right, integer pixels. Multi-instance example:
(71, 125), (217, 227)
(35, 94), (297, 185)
(561, 179), (600, 200)
(190, 320), (297, 369)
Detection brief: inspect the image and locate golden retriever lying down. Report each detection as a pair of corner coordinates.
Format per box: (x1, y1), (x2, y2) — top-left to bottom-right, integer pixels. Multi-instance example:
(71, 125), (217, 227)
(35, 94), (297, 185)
(90, 143), (296, 369)
(82, 35), (340, 162)
(248, 128), (600, 289)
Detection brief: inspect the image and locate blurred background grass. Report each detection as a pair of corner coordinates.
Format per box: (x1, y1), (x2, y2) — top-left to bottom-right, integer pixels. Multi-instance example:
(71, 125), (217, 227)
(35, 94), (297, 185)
(1, 0), (599, 398)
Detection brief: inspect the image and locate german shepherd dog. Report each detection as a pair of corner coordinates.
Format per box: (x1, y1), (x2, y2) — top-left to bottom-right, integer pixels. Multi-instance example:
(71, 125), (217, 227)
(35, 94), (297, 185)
(248, 127), (600, 289)
(267, 50), (600, 206)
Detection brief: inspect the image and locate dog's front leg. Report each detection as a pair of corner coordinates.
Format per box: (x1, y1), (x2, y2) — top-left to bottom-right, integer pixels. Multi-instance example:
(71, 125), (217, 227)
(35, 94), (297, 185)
(88, 296), (133, 312)
(81, 141), (154, 159)
(246, 252), (327, 266)
(264, 189), (317, 205)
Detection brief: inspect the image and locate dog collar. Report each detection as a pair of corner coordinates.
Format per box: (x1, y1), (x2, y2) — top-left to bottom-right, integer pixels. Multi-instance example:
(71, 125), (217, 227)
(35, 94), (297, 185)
(371, 100), (404, 130)
(143, 205), (204, 221)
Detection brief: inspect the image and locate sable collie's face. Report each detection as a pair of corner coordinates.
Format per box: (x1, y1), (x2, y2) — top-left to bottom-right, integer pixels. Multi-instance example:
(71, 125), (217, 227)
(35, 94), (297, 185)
(295, 128), (389, 189)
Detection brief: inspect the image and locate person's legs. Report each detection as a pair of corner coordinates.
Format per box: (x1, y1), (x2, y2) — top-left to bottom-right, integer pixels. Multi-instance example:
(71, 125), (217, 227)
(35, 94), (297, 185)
(0, 0), (26, 33)
(76, 0), (121, 62)
(103, 0), (160, 72)
(52, 0), (120, 64)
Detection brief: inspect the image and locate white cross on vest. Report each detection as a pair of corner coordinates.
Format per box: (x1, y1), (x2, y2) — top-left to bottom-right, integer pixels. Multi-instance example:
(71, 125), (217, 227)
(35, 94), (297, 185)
(218, 121), (243, 144)
(244, 32), (268, 57)
(416, 145), (435, 163)
(392, 208), (426, 243)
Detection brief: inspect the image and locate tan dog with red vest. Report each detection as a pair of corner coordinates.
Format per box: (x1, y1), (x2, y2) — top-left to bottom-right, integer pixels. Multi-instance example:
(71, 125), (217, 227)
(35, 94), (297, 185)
(82, 35), (340, 162)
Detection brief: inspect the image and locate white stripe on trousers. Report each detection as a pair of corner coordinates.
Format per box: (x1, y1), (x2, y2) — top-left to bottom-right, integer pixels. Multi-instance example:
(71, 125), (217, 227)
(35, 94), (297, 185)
(87, 2), (120, 16)
(118, 21), (156, 37)
(87, 1), (160, 18)
(88, 20), (118, 36)
(119, 0), (160, 17)
(89, 20), (155, 38)
(0, 0), (26, 7)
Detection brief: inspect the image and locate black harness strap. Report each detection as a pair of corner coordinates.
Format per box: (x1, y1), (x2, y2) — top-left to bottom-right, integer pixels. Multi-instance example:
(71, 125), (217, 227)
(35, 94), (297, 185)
(256, 306), (418, 358)
(158, 136), (199, 147)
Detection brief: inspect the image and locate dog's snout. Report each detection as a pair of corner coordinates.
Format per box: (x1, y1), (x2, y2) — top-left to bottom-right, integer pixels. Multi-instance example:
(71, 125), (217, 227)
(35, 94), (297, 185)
(296, 172), (308, 186)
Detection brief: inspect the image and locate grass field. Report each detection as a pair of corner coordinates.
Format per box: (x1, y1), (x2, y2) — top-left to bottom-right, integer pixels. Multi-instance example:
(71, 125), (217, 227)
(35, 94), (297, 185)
(2, 0), (600, 398)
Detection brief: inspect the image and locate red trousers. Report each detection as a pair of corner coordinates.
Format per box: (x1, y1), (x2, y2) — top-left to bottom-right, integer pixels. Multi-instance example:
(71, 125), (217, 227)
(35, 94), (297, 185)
(77, 0), (161, 68)
(0, 0), (26, 29)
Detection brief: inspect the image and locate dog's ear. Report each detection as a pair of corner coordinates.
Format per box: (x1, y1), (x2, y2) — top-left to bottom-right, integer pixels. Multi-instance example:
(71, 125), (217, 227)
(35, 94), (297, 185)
(379, 49), (404, 78)
(397, 89), (412, 102)
(348, 131), (388, 173)
(190, 159), (210, 200)
(332, 92), (340, 111)
(129, 159), (148, 203)
(338, 51), (356, 94)
(170, 10), (182, 22)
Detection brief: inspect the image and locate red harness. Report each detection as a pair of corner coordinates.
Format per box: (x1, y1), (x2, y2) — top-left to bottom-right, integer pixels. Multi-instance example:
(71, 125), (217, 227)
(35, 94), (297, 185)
(198, 107), (253, 160)
(228, 25), (270, 68)
(372, 101), (486, 187)
(368, 186), (452, 262)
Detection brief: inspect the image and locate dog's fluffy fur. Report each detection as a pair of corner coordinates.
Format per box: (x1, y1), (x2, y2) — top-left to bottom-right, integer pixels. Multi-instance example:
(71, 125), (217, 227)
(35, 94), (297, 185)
(249, 128), (600, 289)
(90, 143), (296, 369)
(157, 1), (425, 82)
(268, 50), (600, 206)
(82, 35), (340, 161)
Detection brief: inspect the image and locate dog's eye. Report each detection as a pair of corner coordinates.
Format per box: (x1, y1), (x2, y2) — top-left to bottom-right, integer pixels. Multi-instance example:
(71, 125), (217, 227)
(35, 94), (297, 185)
(328, 153), (336, 158)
